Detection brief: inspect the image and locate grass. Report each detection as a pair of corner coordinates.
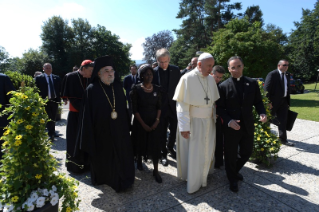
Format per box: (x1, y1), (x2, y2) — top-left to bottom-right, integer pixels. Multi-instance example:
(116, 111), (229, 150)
(290, 83), (319, 122)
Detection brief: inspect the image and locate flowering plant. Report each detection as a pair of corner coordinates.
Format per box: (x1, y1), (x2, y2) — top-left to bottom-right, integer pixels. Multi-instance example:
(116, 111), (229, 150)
(0, 85), (79, 212)
(251, 80), (281, 166)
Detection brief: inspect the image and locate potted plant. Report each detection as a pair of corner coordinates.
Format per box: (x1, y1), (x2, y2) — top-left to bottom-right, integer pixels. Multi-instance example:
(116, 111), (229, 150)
(0, 84), (80, 212)
(251, 80), (281, 166)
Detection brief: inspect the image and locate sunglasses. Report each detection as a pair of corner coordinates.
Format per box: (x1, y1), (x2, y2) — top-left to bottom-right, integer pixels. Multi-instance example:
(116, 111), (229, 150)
(282, 64), (289, 67)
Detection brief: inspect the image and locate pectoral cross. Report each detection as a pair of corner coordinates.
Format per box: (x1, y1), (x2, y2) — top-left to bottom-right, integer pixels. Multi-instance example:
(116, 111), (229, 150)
(204, 95), (210, 104)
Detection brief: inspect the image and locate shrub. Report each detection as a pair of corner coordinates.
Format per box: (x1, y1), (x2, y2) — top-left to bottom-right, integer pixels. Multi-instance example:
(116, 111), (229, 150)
(251, 80), (281, 166)
(0, 86), (79, 212)
(4, 71), (36, 90)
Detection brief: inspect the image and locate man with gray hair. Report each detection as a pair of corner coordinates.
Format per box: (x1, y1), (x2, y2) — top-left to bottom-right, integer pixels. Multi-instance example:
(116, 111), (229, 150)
(152, 48), (181, 166)
(173, 52), (219, 193)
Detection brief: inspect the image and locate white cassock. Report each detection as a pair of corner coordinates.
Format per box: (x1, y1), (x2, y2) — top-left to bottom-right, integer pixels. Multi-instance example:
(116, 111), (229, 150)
(173, 68), (219, 194)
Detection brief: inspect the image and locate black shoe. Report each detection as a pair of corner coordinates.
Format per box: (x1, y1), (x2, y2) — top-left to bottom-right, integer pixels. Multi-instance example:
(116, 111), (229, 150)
(153, 171), (162, 183)
(49, 135), (55, 141)
(54, 132), (60, 137)
(137, 162), (144, 171)
(237, 173), (244, 181)
(167, 147), (176, 159)
(282, 141), (294, 146)
(161, 156), (168, 166)
(229, 182), (238, 192)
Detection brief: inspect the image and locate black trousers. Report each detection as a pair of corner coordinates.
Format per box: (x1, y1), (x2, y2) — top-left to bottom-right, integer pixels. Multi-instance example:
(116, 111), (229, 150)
(273, 97), (289, 142)
(215, 117), (224, 167)
(66, 111), (89, 173)
(159, 107), (178, 156)
(223, 124), (254, 183)
(45, 100), (58, 137)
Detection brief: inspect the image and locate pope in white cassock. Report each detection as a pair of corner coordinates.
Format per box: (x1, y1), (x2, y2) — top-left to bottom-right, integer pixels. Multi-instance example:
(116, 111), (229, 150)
(173, 53), (220, 193)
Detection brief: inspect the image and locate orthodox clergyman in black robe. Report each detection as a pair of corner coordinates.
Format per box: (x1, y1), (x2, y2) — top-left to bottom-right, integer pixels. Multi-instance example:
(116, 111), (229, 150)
(75, 55), (135, 192)
(61, 60), (94, 173)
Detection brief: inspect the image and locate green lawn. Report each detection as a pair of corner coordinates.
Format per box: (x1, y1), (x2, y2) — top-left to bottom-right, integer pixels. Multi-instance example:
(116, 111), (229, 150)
(290, 83), (319, 122)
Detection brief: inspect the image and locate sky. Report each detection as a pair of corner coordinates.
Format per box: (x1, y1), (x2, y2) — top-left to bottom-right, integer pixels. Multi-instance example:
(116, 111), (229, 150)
(0, 0), (317, 61)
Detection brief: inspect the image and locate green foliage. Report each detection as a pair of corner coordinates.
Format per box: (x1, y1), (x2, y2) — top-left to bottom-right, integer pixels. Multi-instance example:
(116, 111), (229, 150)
(251, 80), (280, 166)
(4, 71), (36, 90)
(20, 49), (51, 76)
(40, 16), (132, 78)
(205, 18), (285, 78)
(287, 3), (319, 81)
(0, 46), (10, 73)
(0, 87), (79, 211)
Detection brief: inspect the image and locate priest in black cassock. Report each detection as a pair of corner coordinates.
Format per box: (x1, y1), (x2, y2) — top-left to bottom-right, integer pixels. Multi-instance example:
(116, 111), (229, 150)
(75, 55), (135, 192)
(61, 59), (94, 173)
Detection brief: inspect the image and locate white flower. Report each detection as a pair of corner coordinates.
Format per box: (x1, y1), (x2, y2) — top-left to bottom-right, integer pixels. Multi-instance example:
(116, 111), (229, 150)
(50, 197), (59, 206)
(3, 204), (14, 212)
(26, 203), (35, 211)
(53, 171), (59, 176)
(26, 197), (33, 204)
(30, 192), (38, 202)
(42, 189), (49, 196)
(36, 197), (46, 208)
(49, 190), (55, 196)
(52, 185), (57, 192)
(51, 193), (59, 200)
(0, 201), (3, 210)
(37, 188), (43, 193)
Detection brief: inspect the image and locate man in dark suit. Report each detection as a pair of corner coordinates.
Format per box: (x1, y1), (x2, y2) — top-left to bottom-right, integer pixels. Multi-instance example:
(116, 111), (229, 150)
(210, 65), (226, 169)
(123, 64), (138, 120)
(152, 48), (181, 166)
(0, 73), (15, 161)
(35, 63), (61, 141)
(264, 59), (294, 146)
(217, 56), (267, 192)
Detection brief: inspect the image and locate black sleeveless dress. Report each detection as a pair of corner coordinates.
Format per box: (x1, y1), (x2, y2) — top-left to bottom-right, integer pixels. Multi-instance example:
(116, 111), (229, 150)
(130, 84), (162, 162)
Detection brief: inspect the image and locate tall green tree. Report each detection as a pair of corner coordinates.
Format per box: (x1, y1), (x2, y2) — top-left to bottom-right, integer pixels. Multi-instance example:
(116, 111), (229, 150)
(206, 18), (285, 78)
(288, 1), (319, 80)
(0, 46), (10, 73)
(90, 25), (132, 77)
(40, 16), (74, 76)
(171, 0), (242, 69)
(244, 5), (263, 26)
(69, 18), (93, 67)
(19, 49), (51, 76)
(142, 30), (174, 64)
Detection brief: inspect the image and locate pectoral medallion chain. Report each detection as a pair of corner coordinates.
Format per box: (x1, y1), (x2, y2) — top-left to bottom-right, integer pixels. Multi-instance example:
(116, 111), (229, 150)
(99, 80), (117, 120)
(197, 75), (210, 104)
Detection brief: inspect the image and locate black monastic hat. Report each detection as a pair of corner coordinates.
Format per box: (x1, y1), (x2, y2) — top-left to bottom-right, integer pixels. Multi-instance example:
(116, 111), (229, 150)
(90, 55), (115, 83)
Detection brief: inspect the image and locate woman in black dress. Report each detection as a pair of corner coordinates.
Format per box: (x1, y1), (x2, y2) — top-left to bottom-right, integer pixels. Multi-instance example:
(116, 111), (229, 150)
(130, 64), (162, 183)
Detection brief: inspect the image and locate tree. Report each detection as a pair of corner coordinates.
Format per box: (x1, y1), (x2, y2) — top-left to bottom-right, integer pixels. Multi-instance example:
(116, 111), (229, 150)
(19, 49), (51, 76)
(171, 0), (242, 69)
(244, 5), (263, 26)
(0, 46), (10, 73)
(40, 16), (74, 76)
(90, 25), (132, 77)
(142, 30), (174, 63)
(287, 2), (319, 80)
(205, 18), (285, 78)
(69, 18), (93, 67)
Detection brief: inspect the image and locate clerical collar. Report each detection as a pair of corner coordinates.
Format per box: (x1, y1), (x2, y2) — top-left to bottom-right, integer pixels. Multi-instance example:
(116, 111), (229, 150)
(232, 76), (242, 81)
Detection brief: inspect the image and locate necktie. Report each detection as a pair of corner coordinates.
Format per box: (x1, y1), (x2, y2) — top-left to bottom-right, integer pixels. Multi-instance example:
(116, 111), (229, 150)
(48, 76), (56, 99)
(133, 75), (136, 84)
(281, 73), (285, 97)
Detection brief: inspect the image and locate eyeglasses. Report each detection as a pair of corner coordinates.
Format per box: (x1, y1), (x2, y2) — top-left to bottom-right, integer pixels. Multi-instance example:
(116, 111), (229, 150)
(282, 64), (289, 67)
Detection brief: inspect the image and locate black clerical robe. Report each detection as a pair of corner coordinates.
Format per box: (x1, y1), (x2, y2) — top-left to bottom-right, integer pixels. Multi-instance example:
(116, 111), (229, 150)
(61, 71), (89, 173)
(76, 79), (135, 192)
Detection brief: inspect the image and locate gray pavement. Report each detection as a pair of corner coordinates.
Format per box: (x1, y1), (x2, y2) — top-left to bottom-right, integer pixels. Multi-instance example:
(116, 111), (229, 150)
(51, 108), (319, 211)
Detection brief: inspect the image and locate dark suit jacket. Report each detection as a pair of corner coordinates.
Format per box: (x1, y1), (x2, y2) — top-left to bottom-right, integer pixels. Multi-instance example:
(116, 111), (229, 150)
(123, 74), (138, 102)
(152, 64), (181, 115)
(35, 74), (61, 102)
(264, 70), (291, 112)
(0, 74), (15, 128)
(216, 76), (266, 135)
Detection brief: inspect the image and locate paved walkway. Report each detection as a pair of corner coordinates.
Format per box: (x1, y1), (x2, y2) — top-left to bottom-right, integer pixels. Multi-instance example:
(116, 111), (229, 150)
(51, 108), (319, 211)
